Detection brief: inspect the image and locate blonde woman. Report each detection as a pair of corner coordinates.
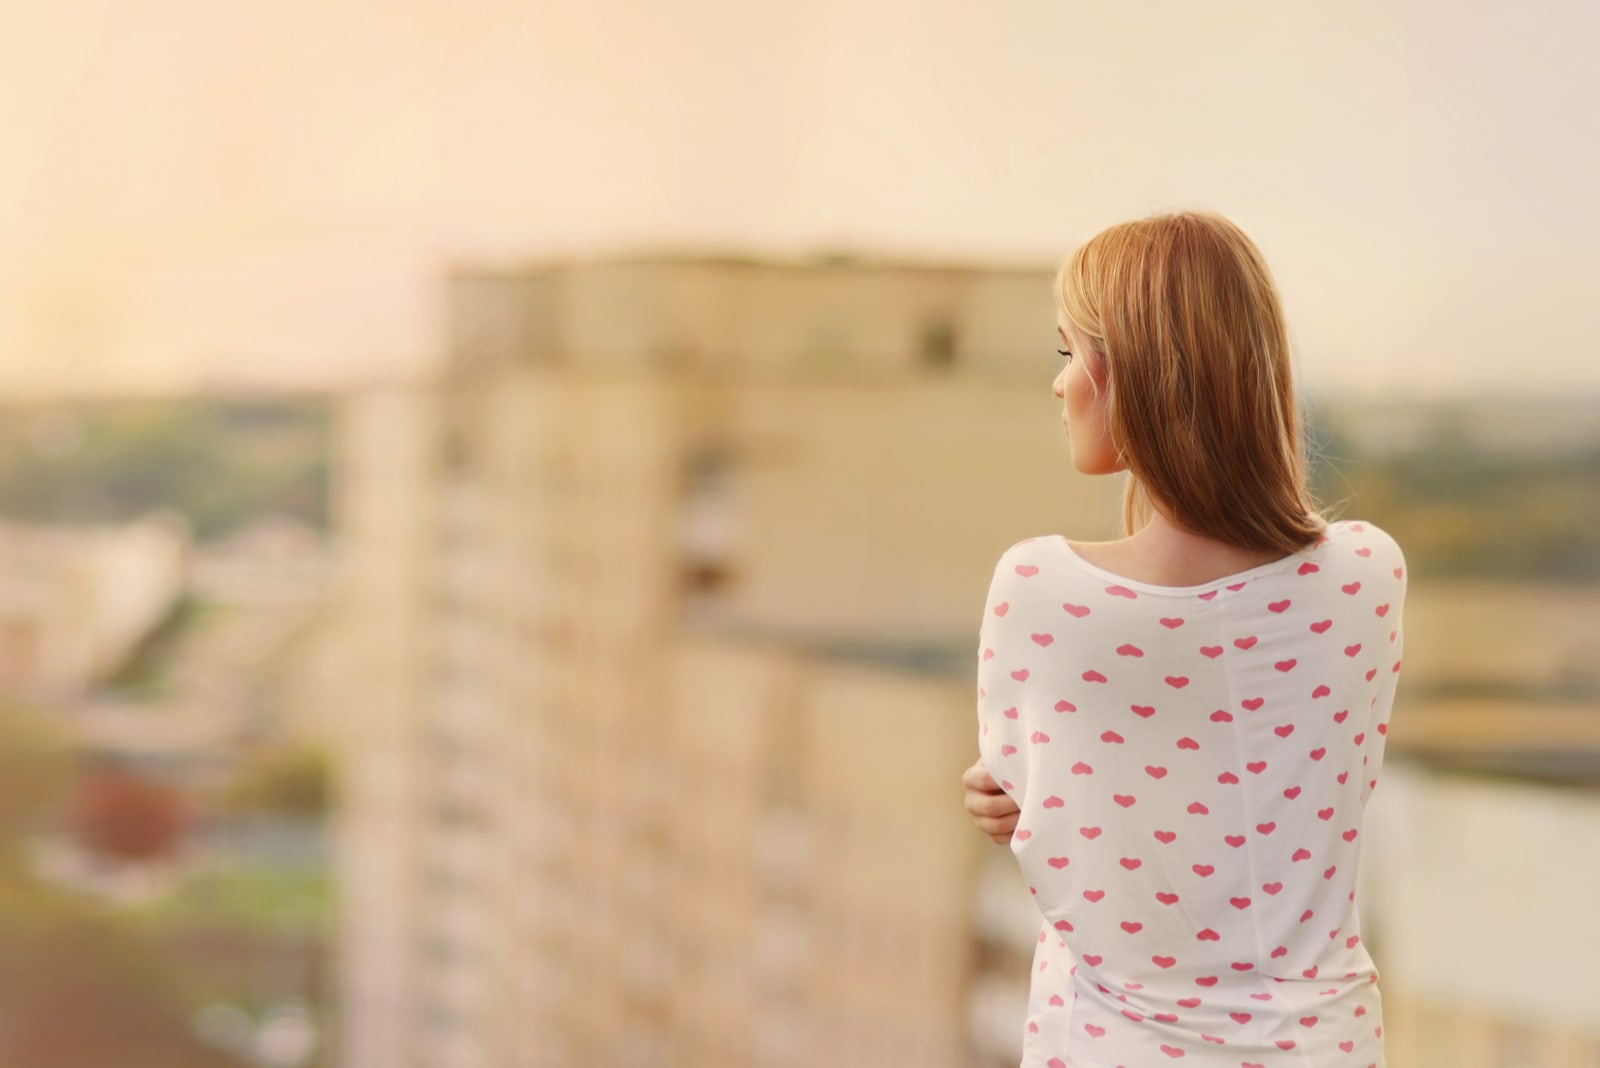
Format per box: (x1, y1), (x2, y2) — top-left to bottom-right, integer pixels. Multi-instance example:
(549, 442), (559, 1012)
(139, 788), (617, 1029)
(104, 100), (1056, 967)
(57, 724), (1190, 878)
(964, 211), (1406, 1067)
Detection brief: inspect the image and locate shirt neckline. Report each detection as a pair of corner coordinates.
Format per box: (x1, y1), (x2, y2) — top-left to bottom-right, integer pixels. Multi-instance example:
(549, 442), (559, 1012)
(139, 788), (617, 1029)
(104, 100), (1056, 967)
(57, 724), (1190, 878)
(1049, 533), (1320, 597)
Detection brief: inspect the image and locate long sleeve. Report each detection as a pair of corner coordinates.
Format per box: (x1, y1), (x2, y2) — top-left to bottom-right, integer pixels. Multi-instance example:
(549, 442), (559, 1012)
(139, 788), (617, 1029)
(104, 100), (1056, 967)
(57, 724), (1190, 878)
(976, 548), (1030, 805)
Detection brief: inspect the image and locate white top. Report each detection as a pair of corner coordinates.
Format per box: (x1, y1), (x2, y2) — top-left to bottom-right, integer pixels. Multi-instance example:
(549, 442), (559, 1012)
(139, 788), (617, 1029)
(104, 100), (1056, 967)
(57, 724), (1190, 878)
(976, 519), (1406, 1067)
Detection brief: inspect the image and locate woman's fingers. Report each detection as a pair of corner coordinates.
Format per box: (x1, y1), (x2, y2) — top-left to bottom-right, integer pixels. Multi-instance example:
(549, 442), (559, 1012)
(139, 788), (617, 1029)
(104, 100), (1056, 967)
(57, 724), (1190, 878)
(961, 758), (1000, 793)
(965, 788), (1018, 820)
(963, 756), (1021, 844)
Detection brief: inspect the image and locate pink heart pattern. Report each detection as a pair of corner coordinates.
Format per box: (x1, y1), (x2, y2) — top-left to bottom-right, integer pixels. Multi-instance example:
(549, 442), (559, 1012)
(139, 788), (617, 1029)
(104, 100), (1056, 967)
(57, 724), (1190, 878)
(975, 520), (1405, 1064)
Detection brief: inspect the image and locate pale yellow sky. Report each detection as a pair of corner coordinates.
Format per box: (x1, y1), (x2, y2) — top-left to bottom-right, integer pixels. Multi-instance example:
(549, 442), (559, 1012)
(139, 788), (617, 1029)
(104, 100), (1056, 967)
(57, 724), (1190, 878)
(1, 0), (1596, 396)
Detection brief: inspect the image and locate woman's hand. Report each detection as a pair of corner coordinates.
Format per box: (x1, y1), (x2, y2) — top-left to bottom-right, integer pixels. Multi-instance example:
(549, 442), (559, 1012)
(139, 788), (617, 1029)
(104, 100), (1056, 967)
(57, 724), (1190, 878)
(962, 757), (1021, 845)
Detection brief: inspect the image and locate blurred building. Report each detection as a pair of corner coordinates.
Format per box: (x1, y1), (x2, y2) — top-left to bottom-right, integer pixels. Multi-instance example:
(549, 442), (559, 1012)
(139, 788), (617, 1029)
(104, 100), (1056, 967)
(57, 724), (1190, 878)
(0, 510), (190, 698)
(323, 255), (1600, 1068)
(189, 512), (331, 607)
(325, 254), (1128, 1068)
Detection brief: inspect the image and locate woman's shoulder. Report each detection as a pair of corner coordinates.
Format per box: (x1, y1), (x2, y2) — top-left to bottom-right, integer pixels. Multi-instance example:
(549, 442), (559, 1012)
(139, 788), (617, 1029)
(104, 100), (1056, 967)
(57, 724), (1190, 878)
(1315, 518), (1407, 577)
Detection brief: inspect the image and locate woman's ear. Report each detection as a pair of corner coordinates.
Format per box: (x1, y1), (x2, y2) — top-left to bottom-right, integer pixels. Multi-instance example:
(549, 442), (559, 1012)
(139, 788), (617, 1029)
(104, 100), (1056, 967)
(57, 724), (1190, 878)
(1084, 347), (1112, 400)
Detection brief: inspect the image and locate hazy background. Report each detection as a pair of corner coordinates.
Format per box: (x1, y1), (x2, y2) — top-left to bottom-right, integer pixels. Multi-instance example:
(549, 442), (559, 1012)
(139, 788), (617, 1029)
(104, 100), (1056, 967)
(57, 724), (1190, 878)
(3, 0), (1598, 396)
(0, 3), (1596, 1067)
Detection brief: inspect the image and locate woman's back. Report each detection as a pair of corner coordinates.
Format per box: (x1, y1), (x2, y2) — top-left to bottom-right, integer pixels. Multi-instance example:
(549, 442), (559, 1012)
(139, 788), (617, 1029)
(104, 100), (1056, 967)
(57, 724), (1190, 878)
(976, 518), (1406, 1066)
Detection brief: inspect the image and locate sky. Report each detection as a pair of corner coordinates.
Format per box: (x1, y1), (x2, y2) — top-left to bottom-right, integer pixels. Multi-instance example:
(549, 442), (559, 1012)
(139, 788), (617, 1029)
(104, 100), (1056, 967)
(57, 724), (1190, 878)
(1, 0), (1597, 397)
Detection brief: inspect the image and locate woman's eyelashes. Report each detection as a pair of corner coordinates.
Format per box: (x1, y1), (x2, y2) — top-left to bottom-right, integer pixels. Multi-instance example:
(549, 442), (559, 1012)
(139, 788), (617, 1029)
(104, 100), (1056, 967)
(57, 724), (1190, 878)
(1057, 348), (1074, 362)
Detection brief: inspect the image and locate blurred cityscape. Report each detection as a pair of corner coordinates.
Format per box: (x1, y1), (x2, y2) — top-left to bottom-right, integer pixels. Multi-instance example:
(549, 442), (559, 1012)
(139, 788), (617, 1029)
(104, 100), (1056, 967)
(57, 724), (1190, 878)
(0, 253), (1595, 1068)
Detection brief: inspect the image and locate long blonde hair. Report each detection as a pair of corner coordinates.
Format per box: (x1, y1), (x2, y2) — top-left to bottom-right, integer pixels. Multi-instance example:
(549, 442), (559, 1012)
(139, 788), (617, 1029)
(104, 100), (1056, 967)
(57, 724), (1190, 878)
(1056, 211), (1327, 555)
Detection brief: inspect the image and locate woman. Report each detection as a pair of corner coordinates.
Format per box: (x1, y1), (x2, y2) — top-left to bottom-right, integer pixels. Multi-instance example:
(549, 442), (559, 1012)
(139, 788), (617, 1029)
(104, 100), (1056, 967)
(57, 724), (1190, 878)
(963, 211), (1405, 1066)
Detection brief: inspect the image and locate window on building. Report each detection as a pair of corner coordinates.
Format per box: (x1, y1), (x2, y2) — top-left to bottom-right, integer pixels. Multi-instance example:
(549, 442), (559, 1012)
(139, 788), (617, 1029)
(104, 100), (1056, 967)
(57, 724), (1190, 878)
(920, 319), (958, 372)
(678, 444), (736, 599)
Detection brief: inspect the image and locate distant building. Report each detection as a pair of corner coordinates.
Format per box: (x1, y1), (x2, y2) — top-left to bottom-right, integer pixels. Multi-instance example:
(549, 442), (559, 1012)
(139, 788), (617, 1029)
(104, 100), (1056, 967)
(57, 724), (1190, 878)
(0, 510), (190, 698)
(189, 512), (330, 606)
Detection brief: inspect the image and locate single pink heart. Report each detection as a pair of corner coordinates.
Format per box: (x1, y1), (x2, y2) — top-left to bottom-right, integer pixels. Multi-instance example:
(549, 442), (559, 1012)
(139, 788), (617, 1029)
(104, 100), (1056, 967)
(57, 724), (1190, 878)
(1230, 896), (1251, 909)
(1031, 633), (1054, 646)
(1101, 730), (1124, 744)
(1160, 616), (1185, 628)
(1262, 881), (1283, 894)
(1165, 675), (1190, 688)
(1193, 866), (1215, 879)
(1042, 795), (1065, 808)
(1131, 704), (1156, 718)
(1083, 889), (1105, 902)
(1117, 642), (1145, 657)
(1146, 765), (1168, 779)
(1200, 645), (1223, 658)
(1179, 734), (1203, 746)
(1154, 830), (1177, 843)
(1048, 856), (1070, 869)
(1062, 602), (1091, 617)
(1341, 582), (1361, 595)
(1234, 635), (1258, 650)
(1283, 786), (1302, 799)
(1106, 584), (1137, 598)
(1080, 826), (1102, 838)
(1310, 619), (1333, 633)
(1225, 834), (1245, 847)
(1248, 760), (1269, 773)
(1015, 564), (1040, 577)
(1113, 794), (1137, 807)
(1313, 684), (1332, 698)
(1083, 669), (1107, 683)
(1269, 599), (1291, 613)
(1218, 771), (1239, 785)
(1071, 760), (1093, 774)
(1242, 697), (1265, 711)
(1156, 891), (1180, 904)
(1293, 848), (1311, 861)
(1120, 857), (1142, 870)
(1275, 658), (1297, 672)
(1209, 710), (1232, 723)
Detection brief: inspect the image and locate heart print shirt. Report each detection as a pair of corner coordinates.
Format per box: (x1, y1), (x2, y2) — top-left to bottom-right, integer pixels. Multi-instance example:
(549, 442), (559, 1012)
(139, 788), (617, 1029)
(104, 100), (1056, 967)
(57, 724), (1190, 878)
(975, 519), (1406, 1068)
